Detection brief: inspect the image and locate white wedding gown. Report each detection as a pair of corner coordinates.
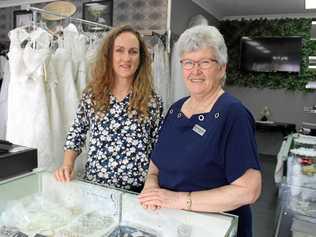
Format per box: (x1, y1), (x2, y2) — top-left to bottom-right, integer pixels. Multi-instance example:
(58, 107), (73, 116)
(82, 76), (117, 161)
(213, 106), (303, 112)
(53, 24), (79, 136)
(5, 25), (100, 171)
(63, 24), (90, 175)
(66, 24), (89, 95)
(0, 56), (10, 139)
(153, 38), (171, 111)
(46, 48), (64, 170)
(7, 27), (55, 170)
(171, 41), (189, 102)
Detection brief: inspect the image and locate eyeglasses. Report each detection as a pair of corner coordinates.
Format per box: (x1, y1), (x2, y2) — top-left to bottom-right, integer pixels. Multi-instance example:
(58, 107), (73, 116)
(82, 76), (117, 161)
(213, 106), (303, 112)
(180, 58), (218, 70)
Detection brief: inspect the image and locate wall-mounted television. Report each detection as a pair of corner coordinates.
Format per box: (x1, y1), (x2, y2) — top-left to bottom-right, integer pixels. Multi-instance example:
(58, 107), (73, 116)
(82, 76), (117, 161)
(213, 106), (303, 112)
(240, 36), (302, 73)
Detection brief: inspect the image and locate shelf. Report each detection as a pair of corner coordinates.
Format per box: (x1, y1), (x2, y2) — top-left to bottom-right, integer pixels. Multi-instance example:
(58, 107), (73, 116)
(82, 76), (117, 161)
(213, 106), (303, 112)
(302, 122), (316, 127)
(305, 81), (316, 89)
(306, 110), (316, 114)
(304, 107), (316, 114)
(255, 121), (296, 136)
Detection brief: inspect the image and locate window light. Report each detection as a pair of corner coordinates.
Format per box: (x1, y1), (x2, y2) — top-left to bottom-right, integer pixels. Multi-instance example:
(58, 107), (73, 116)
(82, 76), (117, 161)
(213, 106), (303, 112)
(305, 0), (316, 9)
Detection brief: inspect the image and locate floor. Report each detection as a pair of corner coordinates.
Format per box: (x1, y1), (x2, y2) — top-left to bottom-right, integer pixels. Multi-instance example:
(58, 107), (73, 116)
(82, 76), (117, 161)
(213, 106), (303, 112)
(252, 154), (278, 237)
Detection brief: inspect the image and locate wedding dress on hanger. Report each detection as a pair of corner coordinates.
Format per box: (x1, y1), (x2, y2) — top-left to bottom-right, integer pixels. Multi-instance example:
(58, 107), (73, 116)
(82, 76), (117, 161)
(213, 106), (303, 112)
(6, 28), (29, 142)
(7, 27), (54, 170)
(58, 23), (87, 174)
(171, 41), (189, 103)
(45, 45), (64, 170)
(52, 24), (79, 136)
(0, 56), (9, 139)
(66, 24), (89, 95)
(153, 38), (171, 111)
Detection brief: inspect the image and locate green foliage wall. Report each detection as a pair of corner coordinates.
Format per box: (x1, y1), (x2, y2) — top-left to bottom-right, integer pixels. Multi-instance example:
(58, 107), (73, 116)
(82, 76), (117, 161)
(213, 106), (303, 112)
(219, 18), (316, 91)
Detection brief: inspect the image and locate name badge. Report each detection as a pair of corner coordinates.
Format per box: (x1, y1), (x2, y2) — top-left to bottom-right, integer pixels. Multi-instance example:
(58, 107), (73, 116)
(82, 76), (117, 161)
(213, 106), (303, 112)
(193, 124), (206, 136)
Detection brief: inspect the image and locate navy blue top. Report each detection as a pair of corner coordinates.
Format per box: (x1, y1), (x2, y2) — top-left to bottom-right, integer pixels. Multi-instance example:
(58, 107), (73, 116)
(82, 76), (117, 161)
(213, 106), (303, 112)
(151, 92), (261, 237)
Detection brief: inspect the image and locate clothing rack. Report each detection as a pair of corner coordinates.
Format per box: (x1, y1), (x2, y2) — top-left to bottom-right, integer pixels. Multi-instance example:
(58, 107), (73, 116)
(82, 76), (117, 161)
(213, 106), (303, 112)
(28, 7), (171, 52)
(27, 6), (112, 30)
(152, 31), (168, 49)
(141, 29), (170, 53)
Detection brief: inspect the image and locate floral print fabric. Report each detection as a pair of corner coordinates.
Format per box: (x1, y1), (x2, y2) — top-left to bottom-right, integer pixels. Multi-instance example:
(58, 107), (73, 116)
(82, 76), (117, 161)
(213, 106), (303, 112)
(65, 91), (163, 191)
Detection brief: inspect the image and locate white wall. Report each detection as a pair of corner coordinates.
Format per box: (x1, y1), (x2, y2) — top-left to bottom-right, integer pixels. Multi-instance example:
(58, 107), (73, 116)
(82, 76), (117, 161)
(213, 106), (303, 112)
(225, 85), (316, 155)
(224, 85), (316, 127)
(170, 0), (218, 36)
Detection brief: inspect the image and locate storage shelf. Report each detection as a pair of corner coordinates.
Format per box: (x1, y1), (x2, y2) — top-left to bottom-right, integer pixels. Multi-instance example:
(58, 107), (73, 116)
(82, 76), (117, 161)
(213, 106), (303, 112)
(302, 122), (316, 127)
(303, 107), (316, 114)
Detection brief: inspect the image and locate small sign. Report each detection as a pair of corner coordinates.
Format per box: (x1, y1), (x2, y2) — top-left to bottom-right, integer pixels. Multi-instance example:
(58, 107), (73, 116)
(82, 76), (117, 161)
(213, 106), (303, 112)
(193, 124), (206, 136)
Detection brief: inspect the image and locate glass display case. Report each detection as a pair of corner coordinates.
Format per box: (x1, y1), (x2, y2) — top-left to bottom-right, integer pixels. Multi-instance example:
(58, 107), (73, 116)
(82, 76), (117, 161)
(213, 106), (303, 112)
(0, 172), (238, 237)
(293, 134), (316, 149)
(280, 184), (316, 219)
(275, 133), (316, 237)
(287, 134), (316, 192)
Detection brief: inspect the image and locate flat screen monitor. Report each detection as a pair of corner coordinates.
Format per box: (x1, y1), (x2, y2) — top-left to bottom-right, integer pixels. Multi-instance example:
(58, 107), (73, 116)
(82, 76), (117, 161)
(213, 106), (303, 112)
(240, 36), (302, 73)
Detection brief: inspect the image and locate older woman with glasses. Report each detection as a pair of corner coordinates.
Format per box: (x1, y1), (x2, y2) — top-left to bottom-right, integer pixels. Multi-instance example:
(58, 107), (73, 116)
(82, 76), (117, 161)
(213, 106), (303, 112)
(138, 25), (262, 237)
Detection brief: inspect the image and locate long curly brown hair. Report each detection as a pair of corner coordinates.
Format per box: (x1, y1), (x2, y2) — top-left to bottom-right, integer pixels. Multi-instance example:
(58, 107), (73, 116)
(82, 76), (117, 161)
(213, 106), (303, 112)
(86, 25), (154, 120)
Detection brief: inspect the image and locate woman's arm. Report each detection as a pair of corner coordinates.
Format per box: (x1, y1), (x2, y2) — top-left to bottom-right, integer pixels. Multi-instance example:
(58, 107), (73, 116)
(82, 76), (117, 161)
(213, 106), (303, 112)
(143, 160), (160, 190)
(188, 168), (261, 212)
(54, 92), (91, 182)
(138, 168), (261, 212)
(140, 160), (162, 210)
(54, 150), (78, 182)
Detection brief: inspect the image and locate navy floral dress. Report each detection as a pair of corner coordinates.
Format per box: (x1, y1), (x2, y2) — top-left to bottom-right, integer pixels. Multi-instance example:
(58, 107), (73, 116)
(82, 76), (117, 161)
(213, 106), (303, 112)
(64, 91), (163, 191)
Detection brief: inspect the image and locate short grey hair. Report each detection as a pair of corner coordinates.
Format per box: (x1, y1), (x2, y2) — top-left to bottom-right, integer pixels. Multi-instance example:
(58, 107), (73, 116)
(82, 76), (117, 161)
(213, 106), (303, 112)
(177, 25), (228, 65)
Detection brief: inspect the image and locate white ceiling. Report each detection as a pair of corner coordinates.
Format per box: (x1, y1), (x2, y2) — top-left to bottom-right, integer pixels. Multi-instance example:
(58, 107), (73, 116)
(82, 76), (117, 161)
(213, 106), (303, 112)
(1, 0), (316, 20)
(193, 0), (316, 20)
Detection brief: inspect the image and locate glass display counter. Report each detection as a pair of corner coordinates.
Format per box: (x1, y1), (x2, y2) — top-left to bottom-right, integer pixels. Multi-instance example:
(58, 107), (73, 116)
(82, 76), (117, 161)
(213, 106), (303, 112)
(0, 172), (238, 237)
(275, 133), (316, 237)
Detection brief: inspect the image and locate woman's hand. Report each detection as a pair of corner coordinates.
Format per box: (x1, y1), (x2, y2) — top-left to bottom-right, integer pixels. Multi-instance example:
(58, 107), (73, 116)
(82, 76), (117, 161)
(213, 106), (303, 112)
(139, 161), (162, 210)
(138, 188), (187, 210)
(55, 150), (77, 182)
(54, 165), (74, 182)
(139, 187), (161, 211)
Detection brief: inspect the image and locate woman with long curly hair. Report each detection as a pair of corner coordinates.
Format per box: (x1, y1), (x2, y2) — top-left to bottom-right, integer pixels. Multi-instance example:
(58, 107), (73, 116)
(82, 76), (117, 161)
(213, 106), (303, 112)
(54, 25), (163, 193)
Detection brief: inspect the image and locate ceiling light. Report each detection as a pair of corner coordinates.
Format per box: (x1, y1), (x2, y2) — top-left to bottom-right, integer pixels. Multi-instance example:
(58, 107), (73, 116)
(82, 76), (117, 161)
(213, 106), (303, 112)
(256, 46), (265, 50)
(248, 41), (260, 46)
(305, 0), (316, 9)
(262, 50), (271, 54)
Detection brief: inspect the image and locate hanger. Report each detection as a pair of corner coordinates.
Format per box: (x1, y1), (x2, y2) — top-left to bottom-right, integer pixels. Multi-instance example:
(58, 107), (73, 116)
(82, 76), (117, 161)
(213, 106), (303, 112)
(19, 24), (33, 49)
(77, 22), (84, 34)
(152, 31), (168, 49)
